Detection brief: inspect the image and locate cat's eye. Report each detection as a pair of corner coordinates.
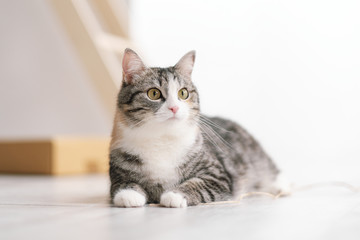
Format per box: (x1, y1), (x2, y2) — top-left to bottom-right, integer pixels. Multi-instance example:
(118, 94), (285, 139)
(178, 88), (189, 100)
(147, 88), (161, 100)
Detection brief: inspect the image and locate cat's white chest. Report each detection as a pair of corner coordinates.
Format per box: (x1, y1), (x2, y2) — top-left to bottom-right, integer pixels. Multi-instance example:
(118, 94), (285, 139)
(112, 121), (198, 185)
(138, 136), (187, 184)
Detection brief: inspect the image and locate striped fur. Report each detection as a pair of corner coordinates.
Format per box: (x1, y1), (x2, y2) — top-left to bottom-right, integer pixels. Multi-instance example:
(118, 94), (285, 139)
(109, 49), (281, 207)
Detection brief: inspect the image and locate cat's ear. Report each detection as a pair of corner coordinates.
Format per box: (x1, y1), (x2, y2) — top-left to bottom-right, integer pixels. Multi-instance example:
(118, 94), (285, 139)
(122, 48), (146, 84)
(175, 50), (196, 78)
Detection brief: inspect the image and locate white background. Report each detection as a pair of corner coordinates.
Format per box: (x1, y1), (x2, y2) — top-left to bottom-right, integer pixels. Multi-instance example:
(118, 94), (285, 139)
(130, 0), (360, 184)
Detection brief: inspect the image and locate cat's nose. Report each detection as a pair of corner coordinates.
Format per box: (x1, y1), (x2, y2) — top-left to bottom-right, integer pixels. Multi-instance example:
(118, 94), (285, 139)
(169, 106), (179, 114)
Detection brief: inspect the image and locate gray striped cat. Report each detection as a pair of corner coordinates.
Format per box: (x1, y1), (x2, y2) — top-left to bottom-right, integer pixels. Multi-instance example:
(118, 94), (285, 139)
(109, 49), (288, 208)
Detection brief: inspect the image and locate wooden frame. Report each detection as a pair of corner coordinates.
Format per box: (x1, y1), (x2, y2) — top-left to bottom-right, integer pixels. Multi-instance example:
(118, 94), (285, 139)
(49, 0), (133, 119)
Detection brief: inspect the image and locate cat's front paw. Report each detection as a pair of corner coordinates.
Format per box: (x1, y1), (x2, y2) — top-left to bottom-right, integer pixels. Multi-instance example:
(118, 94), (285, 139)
(160, 191), (187, 208)
(113, 189), (146, 207)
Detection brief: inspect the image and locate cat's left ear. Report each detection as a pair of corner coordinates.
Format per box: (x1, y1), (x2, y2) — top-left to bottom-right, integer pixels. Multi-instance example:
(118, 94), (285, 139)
(175, 50), (196, 78)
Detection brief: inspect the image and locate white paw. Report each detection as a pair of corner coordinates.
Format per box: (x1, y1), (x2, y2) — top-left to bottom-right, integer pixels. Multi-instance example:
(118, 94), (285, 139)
(160, 191), (187, 208)
(113, 189), (146, 207)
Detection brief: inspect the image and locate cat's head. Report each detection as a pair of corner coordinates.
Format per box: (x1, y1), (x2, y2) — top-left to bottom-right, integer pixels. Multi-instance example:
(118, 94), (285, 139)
(116, 49), (200, 128)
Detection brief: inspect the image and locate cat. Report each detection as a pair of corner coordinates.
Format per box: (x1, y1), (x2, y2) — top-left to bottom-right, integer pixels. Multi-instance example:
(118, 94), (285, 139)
(109, 48), (288, 208)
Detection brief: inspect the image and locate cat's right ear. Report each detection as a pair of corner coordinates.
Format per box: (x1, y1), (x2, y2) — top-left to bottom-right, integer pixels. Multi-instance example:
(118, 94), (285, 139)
(122, 48), (146, 84)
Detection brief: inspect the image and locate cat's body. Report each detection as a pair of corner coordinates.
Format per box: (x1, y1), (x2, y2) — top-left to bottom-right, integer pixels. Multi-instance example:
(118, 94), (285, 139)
(109, 49), (286, 207)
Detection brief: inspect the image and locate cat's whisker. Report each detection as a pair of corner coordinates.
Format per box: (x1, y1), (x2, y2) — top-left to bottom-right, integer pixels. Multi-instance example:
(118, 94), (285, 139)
(196, 123), (226, 153)
(196, 121), (231, 152)
(188, 111), (229, 149)
(199, 114), (233, 133)
(199, 121), (233, 150)
(129, 115), (157, 128)
(195, 117), (233, 148)
(187, 110), (234, 150)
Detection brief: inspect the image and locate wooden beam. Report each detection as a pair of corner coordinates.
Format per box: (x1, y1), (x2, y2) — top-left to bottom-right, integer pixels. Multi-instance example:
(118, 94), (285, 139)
(90, 0), (129, 38)
(49, 0), (120, 120)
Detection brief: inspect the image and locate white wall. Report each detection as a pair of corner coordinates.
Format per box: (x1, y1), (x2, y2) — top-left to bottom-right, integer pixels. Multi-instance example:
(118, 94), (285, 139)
(0, 0), (112, 139)
(130, 0), (360, 184)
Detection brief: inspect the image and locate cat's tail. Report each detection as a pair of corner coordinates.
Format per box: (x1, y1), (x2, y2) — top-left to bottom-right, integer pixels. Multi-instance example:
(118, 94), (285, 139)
(267, 172), (293, 197)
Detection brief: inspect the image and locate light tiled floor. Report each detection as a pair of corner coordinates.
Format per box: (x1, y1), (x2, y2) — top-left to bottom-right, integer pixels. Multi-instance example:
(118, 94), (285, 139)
(0, 174), (359, 240)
